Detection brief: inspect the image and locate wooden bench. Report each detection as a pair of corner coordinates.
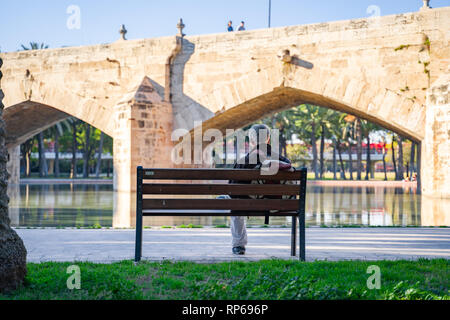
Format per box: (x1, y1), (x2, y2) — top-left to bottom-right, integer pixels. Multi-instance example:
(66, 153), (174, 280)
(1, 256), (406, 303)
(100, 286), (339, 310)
(134, 167), (308, 262)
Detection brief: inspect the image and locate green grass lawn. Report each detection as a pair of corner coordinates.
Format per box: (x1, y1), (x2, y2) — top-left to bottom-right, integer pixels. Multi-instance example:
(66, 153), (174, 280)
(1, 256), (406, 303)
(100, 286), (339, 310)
(1, 259), (448, 300)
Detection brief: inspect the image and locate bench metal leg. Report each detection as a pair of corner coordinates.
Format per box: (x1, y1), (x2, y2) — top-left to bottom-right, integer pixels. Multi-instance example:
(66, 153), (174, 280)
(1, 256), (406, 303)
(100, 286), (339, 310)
(298, 213), (305, 261)
(134, 209), (143, 262)
(135, 166), (143, 263)
(291, 216), (296, 256)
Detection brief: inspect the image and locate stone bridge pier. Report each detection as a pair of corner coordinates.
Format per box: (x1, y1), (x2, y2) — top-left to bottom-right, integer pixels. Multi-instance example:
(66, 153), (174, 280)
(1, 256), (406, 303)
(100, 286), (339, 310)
(422, 69), (450, 198)
(6, 145), (20, 185)
(112, 78), (174, 227)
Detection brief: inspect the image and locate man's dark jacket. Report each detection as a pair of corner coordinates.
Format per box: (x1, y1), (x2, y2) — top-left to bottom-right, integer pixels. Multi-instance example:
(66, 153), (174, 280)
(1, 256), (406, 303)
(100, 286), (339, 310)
(229, 143), (291, 191)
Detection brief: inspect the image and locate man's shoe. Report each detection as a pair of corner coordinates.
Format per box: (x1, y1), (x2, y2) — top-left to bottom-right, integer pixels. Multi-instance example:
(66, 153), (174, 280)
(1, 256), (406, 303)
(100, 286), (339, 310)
(232, 246), (246, 255)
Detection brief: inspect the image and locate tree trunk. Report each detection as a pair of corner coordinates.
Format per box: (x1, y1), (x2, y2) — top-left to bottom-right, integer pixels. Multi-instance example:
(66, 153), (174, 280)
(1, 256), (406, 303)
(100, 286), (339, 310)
(332, 138), (337, 180)
(382, 147), (388, 181)
(54, 129), (60, 178)
(311, 121), (318, 179)
(25, 152), (30, 177)
(0, 57), (27, 292)
(410, 141), (416, 177)
(397, 135), (404, 181)
(391, 135), (398, 180)
(348, 141), (354, 180)
(95, 132), (104, 178)
(365, 133), (371, 180)
(337, 139), (346, 180)
(22, 139), (34, 177)
(406, 162), (409, 178)
(83, 124), (91, 178)
(319, 123), (325, 179)
(356, 119), (362, 180)
(70, 121), (77, 179)
(37, 132), (47, 177)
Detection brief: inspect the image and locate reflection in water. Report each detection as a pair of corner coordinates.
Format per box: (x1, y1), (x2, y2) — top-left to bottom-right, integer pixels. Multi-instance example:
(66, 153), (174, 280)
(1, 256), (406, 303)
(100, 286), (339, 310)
(8, 184), (112, 228)
(7, 183), (450, 227)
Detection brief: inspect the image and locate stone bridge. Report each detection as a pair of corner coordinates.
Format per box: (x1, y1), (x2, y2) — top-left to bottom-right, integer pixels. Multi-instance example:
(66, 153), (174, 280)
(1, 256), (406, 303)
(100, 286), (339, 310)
(0, 5), (449, 226)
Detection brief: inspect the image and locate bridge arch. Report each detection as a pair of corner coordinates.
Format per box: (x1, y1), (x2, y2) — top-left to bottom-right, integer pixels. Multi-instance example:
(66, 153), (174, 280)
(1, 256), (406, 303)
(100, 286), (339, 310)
(196, 64), (425, 143)
(4, 99), (114, 150)
(3, 78), (115, 148)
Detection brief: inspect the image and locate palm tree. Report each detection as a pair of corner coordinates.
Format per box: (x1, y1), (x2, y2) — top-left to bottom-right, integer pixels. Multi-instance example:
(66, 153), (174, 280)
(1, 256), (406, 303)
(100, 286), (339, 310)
(329, 113), (349, 180)
(37, 131), (48, 177)
(51, 120), (70, 178)
(20, 137), (35, 177)
(410, 141), (416, 177)
(317, 109), (335, 179)
(362, 122), (380, 180)
(397, 135), (405, 180)
(319, 123), (325, 179)
(70, 119), (79, 179)
(331, 136), (337, 179)
(95, 132), (105, 178)
(262, 109), (293, 157)
(380, 132), (389, 181)
(79, 123), (103, 178)
(54, 128), (60, 177)
(391, 133), (398, 180)
(342, 114), (356, 180)
(355, 118), (363, 180)
(0, 56), (27, 292)
(81, 123), (92, 178)
(20, 42), (48, 51)
(296, 105), (322, 179)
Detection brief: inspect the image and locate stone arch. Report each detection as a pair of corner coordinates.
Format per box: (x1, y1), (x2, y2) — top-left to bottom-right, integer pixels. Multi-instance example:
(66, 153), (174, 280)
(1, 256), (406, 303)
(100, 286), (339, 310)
(196, 64), (425, 142)
(2, 76), (116, 148)
(4, 100), (114, 149)
(4, 101), (70, 148)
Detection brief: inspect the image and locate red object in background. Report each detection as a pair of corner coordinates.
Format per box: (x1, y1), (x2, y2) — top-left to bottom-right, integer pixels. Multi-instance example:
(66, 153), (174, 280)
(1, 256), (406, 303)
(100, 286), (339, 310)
(47, 141), (55, 152)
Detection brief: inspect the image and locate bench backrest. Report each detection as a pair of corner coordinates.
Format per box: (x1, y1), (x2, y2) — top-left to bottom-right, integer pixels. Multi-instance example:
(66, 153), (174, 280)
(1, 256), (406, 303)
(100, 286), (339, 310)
(137, 167), (307, 213)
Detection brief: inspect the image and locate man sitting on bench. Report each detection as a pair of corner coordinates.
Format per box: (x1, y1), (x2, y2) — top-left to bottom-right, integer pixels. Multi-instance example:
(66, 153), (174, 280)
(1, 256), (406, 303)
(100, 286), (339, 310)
(229, 124), (292, 255)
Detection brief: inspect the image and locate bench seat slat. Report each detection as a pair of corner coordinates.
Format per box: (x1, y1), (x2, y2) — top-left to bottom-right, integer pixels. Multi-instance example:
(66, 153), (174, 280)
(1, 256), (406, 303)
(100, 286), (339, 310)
(142, 183), (300, 195)
(142, 168), (305, 180)
(142, 210), (298, 216)
(143, 199), (299, 211)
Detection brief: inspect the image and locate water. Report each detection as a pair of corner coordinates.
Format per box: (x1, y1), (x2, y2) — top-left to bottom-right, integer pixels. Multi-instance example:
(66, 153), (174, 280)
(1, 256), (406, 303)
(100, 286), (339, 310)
(7, 183), (450, 227)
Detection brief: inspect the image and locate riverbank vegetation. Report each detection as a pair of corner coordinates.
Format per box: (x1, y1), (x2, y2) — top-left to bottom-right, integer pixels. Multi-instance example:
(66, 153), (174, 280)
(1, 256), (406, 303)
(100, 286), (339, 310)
(1, 259), (448, 300)
(221, 104), (419, 182)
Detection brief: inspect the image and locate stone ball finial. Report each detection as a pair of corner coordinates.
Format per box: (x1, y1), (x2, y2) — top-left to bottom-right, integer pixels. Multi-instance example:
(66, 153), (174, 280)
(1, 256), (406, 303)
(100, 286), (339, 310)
(119, 24), (127, 40)
(421, 0), (431, 10)
(177, 18), (185, 38)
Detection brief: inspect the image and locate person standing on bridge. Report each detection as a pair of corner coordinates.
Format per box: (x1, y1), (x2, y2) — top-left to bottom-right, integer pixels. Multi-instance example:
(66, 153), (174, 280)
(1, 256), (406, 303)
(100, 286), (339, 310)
(227, 20), (234, 32)
(228, 124), (292, 255)
(238, 21), (246, 31)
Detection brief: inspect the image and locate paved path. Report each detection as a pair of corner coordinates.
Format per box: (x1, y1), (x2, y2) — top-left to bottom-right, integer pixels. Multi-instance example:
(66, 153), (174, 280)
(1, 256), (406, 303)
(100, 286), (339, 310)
(15, 227), (450, 263)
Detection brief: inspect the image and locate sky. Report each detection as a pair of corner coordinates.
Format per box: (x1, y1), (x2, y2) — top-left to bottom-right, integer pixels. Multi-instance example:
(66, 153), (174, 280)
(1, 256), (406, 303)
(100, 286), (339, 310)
(0, 0), (449, 53)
